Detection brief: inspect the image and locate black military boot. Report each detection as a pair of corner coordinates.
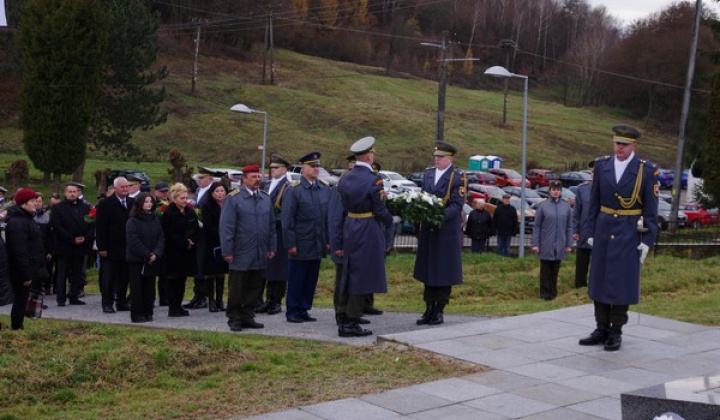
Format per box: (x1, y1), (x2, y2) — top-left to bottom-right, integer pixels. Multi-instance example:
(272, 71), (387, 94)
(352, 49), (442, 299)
(338, 319), (372, 337)
(215, 279), (225, 311)
(428, 303), (445, 325)
(206, 279), (219, 312)
(578, 324), (609, 346)
(604, 326), (623, 351)
(416, 303), (434, 325)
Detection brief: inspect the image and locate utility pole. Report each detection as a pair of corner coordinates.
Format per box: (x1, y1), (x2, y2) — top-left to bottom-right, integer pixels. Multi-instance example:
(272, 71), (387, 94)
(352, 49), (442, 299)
(670, 0), (702, 231)
(269, 12), (275, 85)
(262, 13), (269, 85)
(499, 39), (517, 128)
(421, 31), (449, 142)
(191, 18), (208, 93)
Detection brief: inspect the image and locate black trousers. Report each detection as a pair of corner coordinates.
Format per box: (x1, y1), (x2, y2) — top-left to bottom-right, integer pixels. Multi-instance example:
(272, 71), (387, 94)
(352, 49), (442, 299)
(129, 263), (156, 320)
(575, 248), (591, 287)
(166, 277), (187, 313)
(471, 238), (488, 253)
(227, 270), (264, 324)
(55, 255), (84, 303)
(423, 285), (452, 305)
(157, 275), (168, 304)
(101, 258), (129, 307)
(266, 281), (286, 304)
(10, 281), (30, 330)
(593, 301), (629, 327)
(334, 262), (366, 319)
(363, 294), (377, 311)
(540, 260), (561, 300)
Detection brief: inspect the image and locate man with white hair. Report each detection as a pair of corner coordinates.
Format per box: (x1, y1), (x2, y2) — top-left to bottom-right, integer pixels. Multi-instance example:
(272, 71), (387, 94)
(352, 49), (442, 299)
(464, 198), (493, 253)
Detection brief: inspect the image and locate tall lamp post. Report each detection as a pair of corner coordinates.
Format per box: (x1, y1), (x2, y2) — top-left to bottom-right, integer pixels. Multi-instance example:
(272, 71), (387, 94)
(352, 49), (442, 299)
(230, 103), (268, 175)
(484, 65), (529, 257)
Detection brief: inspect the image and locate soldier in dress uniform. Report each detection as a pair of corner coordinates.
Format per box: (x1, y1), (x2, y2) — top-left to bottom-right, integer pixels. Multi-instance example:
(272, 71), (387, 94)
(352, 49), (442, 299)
(256, 154), (292, 315)
(414, 141), (467, 325)
(579, 124), (659, 351)
(334, 137), (394, 337)
(282, 151), (331, 323)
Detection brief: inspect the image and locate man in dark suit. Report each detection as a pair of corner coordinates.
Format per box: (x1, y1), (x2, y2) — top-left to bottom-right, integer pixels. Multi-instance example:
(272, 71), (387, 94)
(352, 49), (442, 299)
(414, 141), (467, 325)
(579, 125), (659, 351)
(95, 176), (132, 313)
(50, 183), (94, 306)
(185, 168), (215, 309)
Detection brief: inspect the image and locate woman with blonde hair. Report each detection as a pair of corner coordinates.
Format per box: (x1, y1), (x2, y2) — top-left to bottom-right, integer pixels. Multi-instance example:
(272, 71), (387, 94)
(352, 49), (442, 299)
(161, 183), (200, 317)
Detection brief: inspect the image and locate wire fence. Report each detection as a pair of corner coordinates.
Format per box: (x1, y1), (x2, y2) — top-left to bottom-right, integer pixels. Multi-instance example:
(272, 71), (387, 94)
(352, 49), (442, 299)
(654, 225), (720, 259)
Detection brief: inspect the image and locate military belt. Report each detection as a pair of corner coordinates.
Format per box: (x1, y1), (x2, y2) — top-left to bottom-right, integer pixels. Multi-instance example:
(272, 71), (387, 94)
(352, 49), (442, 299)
(600, 206), (642, 216)
(347, 212), (374, 219)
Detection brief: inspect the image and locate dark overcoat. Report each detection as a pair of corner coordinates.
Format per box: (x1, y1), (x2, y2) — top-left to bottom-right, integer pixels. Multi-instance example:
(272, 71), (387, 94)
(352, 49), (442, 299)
(328, 185), (346, 266)
(219, 189), (276, 271)
(50, 199), (94, 257)
(531, 198), (573, 261)
(281, 178), (330, 261)
(337, 165), (393, 295)
(161, 203), (200, 277)
(572, 181), (593, 249)
(95, 194), (132, 261)
(264, 177), (290, 281)
(5, 206), (49, 286)
(413, 165), (466, 287)
(126, 213), (165, 264)
(201, 198), (228, 276)
(0, 235), (13, 306)
(587, 155), (659, 305)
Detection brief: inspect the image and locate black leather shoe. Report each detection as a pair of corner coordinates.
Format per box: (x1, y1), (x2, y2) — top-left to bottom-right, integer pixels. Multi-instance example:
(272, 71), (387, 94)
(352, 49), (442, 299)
(254, 301), (270, 313)
(357, 317), (371, 325)
(131, 316), (149, 323)
(78, 290), (85, 298)
(168, 309), (190, 317)
(428, 312), (444, 325)
(338, 323), (373, 337)
(159, 300), (169, 307)
(301, 314), (317, 322)
(604, 331), (622, 351)
(416, 304), (433, 325)
(208, 300), (219, 312)
(116, 303), (130, 312)
(57, 301), (66, 307)
(287, 316), (305, 323)
(579, 328), (609, 346)
(216, 300), (226, 312)
(229, 323), (242, 332)
(69, 299), (86, 305)
(363, 307), (384, 315)
(266, 303), (282, 315)
(241, 320), (265, 329)
(183, 297), (207, 309)
(102, 305), (116, 314)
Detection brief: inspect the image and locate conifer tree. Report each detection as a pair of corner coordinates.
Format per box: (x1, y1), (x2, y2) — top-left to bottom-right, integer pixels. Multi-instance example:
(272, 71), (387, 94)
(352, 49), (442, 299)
(702, 71), (720, 207)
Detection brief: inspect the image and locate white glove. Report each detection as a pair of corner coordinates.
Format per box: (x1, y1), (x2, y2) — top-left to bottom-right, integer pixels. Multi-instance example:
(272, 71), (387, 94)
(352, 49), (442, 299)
(638, 243), (649, 264)
(392, 216), (402, 224)
(587, 237), (593, 247)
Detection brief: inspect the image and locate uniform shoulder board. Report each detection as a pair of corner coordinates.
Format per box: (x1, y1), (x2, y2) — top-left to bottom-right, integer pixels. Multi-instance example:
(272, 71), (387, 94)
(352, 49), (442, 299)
(259, 190), (270, 197)
(290, 180), (301, 187)
(228, 189), (240, 197)
(318, 178), (331, 187)
(596, 155), (611, 162)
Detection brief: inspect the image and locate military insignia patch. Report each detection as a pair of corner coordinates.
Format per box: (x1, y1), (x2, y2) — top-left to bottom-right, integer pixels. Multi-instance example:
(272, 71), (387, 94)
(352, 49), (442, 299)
(458, 185), (466, 198)
(228, 189), (240, 197)
(654, 183), (660, 197)
(375, 179), (383, 186)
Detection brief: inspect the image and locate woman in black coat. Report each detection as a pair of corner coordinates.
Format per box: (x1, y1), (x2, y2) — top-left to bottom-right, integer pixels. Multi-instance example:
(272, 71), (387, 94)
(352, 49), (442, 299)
(201, 182), (229, 312)
(161, 183), (200, 317)
(5, 189), (49, 330)
(126, 193), (165, 323)
(0, 235), (13, 307)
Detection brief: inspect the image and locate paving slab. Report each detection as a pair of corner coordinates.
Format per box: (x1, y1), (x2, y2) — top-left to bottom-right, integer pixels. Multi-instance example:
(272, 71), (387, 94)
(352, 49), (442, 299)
(360, 388), (453, 415)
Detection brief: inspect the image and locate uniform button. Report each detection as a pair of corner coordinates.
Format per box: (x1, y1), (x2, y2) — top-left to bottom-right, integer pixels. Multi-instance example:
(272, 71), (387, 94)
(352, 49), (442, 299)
(610, 235), (615, 240)
(614, 193), (619, 197)
(614, 214), (618, 218)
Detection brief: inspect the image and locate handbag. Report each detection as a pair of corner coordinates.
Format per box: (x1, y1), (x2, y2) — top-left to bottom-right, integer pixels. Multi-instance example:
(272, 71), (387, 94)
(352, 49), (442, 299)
(25, 288), (44, 320)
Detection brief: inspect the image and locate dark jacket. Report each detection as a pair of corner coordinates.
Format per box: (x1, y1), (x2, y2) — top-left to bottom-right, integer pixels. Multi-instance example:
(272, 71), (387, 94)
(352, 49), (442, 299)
(493, 203), (518, 236)
(95, 194), (132, 261)
(5, 206), (49, 286)
(161, 203), (200, 277)
(126, 212), (165, 264)
(50, 199), (94, 257)
(35, 207), (53, 256)
(464, 208), (493, 240)
(0, 235), (12, 306)
(201, 198), (228, 275)
(281, 178), (330, 260)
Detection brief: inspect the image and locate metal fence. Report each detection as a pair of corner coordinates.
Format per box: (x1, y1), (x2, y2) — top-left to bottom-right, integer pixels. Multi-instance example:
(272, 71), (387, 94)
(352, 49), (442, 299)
(393, 233), (530, 257)
(654, 225), (720, 258)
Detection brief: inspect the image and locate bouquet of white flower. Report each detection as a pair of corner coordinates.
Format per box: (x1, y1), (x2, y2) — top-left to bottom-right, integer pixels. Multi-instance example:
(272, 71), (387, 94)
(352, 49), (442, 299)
(386, 190), (446, 230)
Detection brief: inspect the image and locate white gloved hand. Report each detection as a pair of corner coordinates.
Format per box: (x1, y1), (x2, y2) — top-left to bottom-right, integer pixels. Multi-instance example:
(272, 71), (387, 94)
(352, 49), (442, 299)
(638, 243), (649, 264)
(587, 237), (593, 247)
(392, 215), (402, 224)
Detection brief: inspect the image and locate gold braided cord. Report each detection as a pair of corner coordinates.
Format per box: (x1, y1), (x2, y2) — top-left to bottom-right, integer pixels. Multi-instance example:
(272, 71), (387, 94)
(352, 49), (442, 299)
(443, 171), (456, 206)
(274, 183), (287, 210)
(617, 162), (644, 209)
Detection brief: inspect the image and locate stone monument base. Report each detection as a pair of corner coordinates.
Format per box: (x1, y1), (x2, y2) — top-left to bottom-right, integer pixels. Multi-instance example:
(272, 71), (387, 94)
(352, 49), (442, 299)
(622, 374), (720, 420)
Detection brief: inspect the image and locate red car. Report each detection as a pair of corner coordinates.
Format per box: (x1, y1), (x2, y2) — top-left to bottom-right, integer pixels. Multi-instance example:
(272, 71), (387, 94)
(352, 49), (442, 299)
(679, 203), (720, 228)
(488, 168), (530, 188)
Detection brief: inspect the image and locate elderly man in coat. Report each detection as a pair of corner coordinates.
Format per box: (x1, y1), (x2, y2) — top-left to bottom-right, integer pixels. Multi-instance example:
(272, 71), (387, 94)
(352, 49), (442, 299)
(220, 164), (277, 332)
(531, 180), (573, 301)
(334, 136), (394, 337)
(579, 125), (659, 351)
(413, 141), (467, 325)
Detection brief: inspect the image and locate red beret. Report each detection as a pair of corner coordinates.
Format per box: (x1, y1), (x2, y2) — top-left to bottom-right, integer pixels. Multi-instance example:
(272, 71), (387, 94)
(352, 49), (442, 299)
(15, 188), (40, 205)
(242, 164), (260, 174)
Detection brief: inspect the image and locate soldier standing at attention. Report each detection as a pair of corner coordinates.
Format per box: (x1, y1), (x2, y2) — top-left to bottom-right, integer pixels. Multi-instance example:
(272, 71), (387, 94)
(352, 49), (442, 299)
(414, 141), (467, 325)
(282, 152), (331, 323)
(335, 137), (394, 337)
(579, 125), (659, 351)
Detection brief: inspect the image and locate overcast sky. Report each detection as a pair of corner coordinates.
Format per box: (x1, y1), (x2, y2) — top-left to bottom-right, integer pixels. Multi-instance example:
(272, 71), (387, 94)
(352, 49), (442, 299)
(587, 0), (720, 25)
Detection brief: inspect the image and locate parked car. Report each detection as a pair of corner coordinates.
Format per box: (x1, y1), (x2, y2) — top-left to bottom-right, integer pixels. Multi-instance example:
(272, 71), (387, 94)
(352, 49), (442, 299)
(558, 171), (592, 188)
(107, 169), (151, 189)
(329, 168), (348, 178)
(679, 203), (720, 228)
(465, 170), (498, 186)
(681, 169), (689, 188)
(289, 164), (339, 186)
(536, 186), (576, 207)
(502, 186), (545, 207)
(657, 169), (675, 189)
(658, 200), (687, 230)
(406, 172), (424, 187)
(526, 169), (558, 189)
(378, 170), (421, 193)
(197, 167), (244, 190)
(488, 168), (530, 188)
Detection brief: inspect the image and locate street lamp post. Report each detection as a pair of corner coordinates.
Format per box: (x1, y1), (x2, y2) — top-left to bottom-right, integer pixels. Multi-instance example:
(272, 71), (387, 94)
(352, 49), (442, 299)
(230, 103), (268, 175)
(484, 65), (529, 257)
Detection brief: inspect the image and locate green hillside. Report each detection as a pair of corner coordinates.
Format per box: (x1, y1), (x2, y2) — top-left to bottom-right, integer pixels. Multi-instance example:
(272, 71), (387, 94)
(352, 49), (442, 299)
(1, 48), (679, 175)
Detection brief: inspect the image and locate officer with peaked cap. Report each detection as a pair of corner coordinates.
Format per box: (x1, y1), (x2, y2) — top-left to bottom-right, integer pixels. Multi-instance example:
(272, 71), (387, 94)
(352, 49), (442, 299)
(256, 154), (293, 315)
(282, 151), (331, 323)
(414, 141), (467, 326)
(579, 124), (659, 351)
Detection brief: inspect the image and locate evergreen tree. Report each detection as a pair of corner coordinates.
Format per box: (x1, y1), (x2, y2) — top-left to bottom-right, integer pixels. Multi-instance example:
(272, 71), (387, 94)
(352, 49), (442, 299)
(18, 0), (109, 188)
(702, 71), (720, 207)
(88, 0), (168, 158)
